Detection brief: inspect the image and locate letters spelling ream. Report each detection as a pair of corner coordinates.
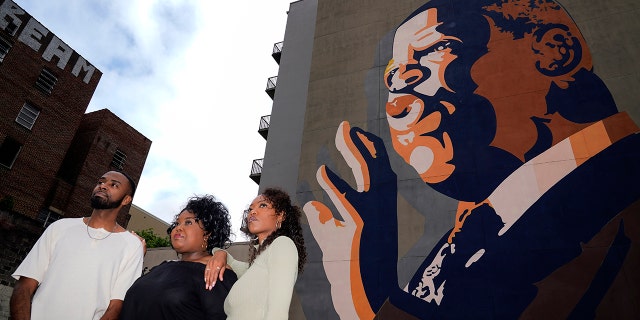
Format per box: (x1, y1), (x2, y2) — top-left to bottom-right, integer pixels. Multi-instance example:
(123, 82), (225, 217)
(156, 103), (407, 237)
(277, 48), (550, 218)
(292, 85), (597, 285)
(0, 0), (97, 84)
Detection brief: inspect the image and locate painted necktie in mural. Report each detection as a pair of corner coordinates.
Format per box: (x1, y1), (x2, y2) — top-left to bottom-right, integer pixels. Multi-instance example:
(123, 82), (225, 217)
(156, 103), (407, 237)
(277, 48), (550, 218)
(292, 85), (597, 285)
(303, 0), (640, 318)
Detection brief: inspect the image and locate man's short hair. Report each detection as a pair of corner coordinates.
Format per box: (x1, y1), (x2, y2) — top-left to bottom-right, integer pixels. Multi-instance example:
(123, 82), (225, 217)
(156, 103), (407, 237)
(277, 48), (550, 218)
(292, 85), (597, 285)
(117, 171), (137, 197)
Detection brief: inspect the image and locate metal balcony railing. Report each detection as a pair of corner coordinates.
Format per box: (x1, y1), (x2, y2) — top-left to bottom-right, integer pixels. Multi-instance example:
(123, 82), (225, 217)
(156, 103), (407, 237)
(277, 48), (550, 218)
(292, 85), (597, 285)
(265, 76), (277, 99)
(258, 115), (270, 139)
(250, 158), (264, 184)
(272, 41), (283, 64)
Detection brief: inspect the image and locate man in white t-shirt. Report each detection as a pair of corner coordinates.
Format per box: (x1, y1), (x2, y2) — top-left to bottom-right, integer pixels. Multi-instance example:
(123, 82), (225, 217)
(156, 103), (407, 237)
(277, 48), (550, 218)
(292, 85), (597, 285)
(10, 170), (145, 320)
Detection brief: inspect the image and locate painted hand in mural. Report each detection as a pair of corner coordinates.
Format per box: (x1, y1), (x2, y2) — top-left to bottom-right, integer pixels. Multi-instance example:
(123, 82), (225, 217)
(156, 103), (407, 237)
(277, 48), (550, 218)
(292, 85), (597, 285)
(304, 195), (364, 320)
(304, 121), (398, 318)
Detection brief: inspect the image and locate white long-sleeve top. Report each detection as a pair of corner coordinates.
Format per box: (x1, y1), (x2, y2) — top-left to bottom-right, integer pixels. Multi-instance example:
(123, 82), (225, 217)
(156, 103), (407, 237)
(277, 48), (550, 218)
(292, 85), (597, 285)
(222, 236), (299, 319)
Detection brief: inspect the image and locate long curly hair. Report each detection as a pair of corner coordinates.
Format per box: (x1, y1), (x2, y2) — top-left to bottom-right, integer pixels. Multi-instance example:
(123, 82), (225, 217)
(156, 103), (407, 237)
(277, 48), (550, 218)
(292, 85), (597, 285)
(168, 195), (232, 251)
(240, 187), (307, 273)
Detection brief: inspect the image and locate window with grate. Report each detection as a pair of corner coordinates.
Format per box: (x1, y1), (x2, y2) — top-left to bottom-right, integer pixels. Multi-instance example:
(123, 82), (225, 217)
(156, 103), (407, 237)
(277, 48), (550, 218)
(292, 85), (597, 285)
(0, 36), (11, 62)
(35, 68), (58, 95)
(15, 102), (40, 130)
(0, 136), (22, 168)
(37, 209), (62, 228)
(5, 20), (18, 36)
(111, 148), (127, 170)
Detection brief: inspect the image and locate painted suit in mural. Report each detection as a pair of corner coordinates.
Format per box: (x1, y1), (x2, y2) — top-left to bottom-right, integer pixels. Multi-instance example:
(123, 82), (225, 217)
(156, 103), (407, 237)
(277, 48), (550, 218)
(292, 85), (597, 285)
(304, 0), (640, 318)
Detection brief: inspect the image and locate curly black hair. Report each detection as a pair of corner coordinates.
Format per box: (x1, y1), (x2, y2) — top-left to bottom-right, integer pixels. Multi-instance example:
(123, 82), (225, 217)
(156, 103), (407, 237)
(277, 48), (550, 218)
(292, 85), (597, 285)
(167, 195), (232, 251)
(240, 187), (307, 273)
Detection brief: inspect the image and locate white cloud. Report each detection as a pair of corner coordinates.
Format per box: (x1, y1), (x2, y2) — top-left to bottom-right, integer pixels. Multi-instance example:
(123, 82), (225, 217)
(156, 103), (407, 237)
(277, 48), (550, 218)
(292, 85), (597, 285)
(16, 0), (292, 238)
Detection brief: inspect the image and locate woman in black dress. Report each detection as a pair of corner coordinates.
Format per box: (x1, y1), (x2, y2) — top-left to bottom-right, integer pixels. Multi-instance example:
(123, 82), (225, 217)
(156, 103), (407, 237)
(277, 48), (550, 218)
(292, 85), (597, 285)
(121, 195), (237, 320)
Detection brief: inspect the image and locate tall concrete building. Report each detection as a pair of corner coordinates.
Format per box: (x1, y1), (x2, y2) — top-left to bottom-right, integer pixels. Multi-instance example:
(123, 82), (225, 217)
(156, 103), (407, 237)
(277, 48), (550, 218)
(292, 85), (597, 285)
(0, 1), (151, 316)
(257, 0), (640, 318)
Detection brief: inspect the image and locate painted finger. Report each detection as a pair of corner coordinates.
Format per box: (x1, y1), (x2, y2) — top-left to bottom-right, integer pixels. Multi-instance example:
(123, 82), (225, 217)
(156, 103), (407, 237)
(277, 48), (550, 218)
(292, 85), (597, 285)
(317, 165), (358, 227)
(336, 121), (370, 192)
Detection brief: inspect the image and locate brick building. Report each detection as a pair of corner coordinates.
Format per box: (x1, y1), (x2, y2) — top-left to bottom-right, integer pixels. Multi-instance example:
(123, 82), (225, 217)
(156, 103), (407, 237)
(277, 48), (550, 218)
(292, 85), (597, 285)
(0, 0), (102, 221)
(0, 1), (151, 316)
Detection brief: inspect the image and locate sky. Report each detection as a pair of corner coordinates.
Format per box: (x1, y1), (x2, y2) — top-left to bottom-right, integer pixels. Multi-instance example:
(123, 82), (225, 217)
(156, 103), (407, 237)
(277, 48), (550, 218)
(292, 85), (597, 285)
(16, 0), (295, 239)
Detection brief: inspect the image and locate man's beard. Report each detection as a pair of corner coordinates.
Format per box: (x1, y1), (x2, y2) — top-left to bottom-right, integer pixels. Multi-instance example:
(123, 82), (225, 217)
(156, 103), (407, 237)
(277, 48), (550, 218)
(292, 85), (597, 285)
(90, 194), (123, 209)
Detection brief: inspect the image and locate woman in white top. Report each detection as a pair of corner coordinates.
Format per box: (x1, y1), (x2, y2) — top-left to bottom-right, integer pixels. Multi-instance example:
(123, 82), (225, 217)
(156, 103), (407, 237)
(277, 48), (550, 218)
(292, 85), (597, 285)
(206, 187), (307, 319)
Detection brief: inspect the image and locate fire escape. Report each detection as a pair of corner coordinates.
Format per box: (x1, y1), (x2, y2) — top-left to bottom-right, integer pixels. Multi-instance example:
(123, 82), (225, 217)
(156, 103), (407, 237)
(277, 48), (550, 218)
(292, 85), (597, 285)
(250, 41), (282, 184)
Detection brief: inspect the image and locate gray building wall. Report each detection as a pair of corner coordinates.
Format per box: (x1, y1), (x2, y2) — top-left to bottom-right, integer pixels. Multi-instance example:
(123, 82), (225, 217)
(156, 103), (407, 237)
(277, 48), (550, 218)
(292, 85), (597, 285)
(258, 1), (318, 319)
(259, 0), (318, 196)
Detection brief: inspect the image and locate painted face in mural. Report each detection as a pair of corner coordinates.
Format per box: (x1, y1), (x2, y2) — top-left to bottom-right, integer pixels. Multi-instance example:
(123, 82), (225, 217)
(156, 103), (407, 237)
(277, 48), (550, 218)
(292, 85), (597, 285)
(384, 7), (461, 185)
(384, 0), (592, 201)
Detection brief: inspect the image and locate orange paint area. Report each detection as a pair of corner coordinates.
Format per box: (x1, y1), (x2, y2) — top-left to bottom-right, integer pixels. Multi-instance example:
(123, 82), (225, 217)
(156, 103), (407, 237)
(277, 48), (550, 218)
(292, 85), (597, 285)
(339, 122), (371, 192)
(315, 201), (345, 227)
(357, 131), (378, 160)
(570, 112), (639, 166)
(387, 95), (456, 183)
(448, 200), (491, 243)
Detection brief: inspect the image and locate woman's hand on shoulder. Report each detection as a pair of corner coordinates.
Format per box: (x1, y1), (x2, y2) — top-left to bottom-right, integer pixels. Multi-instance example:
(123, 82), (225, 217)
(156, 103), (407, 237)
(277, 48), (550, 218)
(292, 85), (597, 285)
(130, 231), (147, 256)
(204, 250), (228, 290)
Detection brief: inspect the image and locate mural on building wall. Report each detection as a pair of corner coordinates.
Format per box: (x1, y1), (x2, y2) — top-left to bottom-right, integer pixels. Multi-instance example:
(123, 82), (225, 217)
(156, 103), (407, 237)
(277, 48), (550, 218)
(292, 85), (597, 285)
(303, 0), (640, 318)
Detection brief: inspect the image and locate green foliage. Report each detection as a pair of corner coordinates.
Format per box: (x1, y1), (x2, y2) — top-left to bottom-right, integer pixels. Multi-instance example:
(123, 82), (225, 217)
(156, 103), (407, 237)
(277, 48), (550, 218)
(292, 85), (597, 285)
(136, 228), (171, 248)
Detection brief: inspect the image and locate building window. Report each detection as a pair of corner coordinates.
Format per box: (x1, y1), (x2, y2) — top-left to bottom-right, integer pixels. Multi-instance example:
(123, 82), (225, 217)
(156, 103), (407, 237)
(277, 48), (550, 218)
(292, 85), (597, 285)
(35, 68), (58, 95)
(5, 20), (18, 36)
(0, 36), (11, 62)
(15, 102), (40, 130)
(37, 209), (62, 227)
(0, 136), (22, 168)
(111, 148), (127, 170)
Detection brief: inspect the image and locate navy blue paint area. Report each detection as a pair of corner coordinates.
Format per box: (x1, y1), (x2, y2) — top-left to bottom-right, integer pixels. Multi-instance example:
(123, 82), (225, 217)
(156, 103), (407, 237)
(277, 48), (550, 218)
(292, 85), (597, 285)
(524, 116), (552, 161)
(388, 134), (640, 319)
(568, 221), (631, 319)
(322, 125), (399, 312)
(349, 126), (399, 312)
(546, 69), (618, 123)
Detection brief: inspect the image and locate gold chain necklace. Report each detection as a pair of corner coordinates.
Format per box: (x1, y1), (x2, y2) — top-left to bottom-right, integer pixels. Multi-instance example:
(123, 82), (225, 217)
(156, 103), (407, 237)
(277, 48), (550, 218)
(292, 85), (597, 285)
(85, 217), (118, 240)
